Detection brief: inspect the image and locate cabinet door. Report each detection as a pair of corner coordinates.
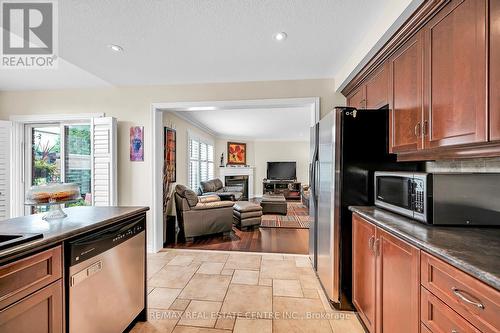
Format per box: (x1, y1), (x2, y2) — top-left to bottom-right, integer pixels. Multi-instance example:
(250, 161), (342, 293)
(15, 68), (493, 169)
(366, 63), (389, 109)
(0, 280), (63, 333)
(388, 31), (424, 153)
(491, 0), (500, 141)
(376, 228), (420, 333)
(352, 214), (377, 333)
(347, 85), (366, 109)
(423, 0), (487, 148)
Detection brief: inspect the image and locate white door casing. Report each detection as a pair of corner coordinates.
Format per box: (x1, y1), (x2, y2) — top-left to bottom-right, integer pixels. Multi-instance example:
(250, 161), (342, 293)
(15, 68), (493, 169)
(0, 121), (12, 220)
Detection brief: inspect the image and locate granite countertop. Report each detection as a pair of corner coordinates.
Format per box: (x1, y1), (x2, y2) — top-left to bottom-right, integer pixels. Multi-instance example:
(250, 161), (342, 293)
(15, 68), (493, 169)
(0, 206), (149, 264)
(349, 206), (500, 291)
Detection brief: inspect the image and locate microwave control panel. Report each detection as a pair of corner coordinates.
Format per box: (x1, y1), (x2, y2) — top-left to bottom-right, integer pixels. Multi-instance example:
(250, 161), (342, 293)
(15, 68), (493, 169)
(413, 179), (425, 213)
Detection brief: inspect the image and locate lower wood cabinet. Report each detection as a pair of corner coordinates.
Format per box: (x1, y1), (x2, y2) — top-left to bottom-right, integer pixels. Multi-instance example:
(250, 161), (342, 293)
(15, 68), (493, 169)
(352, 213), (377, 333)
(0, 246), (64, 332)
(352, 213), (419, 333)
(0, 280), (62, 333)
(376, 228), (420, 333)
(353, 212), (500, 333)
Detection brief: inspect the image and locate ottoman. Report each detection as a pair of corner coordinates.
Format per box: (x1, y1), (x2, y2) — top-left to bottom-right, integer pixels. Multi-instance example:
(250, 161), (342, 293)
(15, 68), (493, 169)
(260, 194), (287, 215)
(233, 201), (263, 230)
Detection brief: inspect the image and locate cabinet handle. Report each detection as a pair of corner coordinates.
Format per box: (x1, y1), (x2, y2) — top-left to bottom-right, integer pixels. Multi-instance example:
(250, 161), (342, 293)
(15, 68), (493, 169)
(451, 287), (485, 310)
(451, 330), (459, 333)
(368, 236), (375, 254)
(414, 122), (421, 137)
(374, 238), (380, 256)
(423, 120), (428, 137)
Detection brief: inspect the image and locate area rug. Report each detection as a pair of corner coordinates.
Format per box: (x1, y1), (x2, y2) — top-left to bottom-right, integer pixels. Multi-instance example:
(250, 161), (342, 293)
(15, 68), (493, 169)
(260, 202), (311, 229)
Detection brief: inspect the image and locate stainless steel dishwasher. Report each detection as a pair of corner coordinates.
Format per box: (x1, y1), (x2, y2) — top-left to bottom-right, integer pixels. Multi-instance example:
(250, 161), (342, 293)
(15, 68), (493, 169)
(68, 215), (146, 333)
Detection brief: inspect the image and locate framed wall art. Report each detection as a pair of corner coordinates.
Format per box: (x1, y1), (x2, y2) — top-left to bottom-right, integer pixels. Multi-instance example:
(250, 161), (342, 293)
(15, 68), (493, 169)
(164, 127), (176, 182)
(227, 142), (246, 165)
(130, 126), (144, 161)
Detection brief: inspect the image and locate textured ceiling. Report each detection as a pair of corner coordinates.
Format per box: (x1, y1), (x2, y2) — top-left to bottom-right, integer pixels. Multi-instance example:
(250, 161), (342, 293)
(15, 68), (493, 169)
(0, 0), (413, 90)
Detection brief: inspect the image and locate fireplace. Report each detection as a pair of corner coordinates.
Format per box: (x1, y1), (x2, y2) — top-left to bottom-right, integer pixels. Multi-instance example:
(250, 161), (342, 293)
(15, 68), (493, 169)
(225, 175), (249, 200)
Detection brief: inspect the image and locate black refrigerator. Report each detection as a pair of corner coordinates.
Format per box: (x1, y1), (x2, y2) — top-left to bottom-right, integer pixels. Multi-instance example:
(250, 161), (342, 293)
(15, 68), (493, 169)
(308, 107), (421, 310)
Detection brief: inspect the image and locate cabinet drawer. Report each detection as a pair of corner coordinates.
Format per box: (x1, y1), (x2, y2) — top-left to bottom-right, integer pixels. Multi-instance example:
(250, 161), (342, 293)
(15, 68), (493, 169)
(0, 246), (62, 309)
(421, 252), (500, 333)
(421, 287), (480, 333)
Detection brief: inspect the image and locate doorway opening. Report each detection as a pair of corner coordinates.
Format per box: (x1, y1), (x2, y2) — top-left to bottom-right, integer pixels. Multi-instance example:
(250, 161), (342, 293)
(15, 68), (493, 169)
(151, 98), (319, 254)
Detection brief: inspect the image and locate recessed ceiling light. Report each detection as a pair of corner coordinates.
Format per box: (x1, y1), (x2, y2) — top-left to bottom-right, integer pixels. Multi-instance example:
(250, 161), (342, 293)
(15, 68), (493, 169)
(274, 32), (288, 41)
(108, 44), (124, 52)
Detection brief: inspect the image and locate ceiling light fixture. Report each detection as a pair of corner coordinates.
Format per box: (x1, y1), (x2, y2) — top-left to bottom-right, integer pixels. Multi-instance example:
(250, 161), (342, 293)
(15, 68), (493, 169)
(187, 106), (217, 111)
(274, 32), (288, 41)
(108, 44), (124, 52)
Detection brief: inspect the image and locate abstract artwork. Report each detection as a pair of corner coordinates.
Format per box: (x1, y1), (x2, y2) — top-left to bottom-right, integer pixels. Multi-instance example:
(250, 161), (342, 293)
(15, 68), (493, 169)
(130, 126), (144, 161)
(164, 127), (176, 182)
(227, 142), (246, 165)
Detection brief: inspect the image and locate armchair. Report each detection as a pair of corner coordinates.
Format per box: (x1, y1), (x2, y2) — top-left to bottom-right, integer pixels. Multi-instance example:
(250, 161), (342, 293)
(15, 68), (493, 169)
(174, 184), (234, 242)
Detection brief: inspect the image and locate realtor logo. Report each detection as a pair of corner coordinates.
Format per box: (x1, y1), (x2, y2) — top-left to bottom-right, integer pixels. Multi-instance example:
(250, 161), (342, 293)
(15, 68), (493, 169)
(1, 0), (58, 68)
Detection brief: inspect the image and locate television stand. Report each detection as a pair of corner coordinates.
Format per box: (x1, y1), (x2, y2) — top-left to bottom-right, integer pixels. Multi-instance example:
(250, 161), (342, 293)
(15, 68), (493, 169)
(262, 179), (301, 200)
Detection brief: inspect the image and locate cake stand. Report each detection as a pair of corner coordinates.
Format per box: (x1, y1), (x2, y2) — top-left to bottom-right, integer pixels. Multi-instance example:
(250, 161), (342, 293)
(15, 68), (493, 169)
(25, 199), (80, 220)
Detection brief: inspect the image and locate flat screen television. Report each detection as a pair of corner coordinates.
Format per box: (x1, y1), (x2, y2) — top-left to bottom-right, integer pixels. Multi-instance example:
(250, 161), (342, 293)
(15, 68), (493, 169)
(267, 162), (296, 180)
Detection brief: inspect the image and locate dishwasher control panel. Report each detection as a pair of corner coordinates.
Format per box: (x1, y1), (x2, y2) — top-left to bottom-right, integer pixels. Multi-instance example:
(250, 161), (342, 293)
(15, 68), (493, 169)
(68, 215), (146, 266)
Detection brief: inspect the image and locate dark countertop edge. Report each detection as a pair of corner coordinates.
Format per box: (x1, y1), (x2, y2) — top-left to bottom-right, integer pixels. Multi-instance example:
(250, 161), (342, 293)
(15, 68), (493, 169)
(349, 206), (499, 291)
(0, 207), (149, 265)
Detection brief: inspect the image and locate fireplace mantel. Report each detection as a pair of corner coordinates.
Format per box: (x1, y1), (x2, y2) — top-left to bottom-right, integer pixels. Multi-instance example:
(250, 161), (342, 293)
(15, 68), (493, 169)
(219, 166), (255, 199)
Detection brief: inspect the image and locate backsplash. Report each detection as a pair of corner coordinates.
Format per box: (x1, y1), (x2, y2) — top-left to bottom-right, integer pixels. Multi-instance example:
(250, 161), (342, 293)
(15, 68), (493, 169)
(425, 157), (500, 173)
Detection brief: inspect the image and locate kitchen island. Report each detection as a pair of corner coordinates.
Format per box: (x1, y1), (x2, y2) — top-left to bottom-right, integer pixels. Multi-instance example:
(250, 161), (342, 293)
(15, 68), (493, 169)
(0, 206), (149, 333)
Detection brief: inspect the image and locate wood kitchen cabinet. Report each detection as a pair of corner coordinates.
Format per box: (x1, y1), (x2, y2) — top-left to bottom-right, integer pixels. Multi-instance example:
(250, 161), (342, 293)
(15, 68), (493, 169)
(347, 85), (366, 109)
(352, 213), (377, 333)
(376, 228), (420, 333)
(365, 62), (388, 109)
(388, 31), (424, 153)
(352, 213), (419, 333)
(0, 246), (63, 332)
(422, 0), (487, 149)
(491, 0), (500, 141)
(0, 280), (63, 333)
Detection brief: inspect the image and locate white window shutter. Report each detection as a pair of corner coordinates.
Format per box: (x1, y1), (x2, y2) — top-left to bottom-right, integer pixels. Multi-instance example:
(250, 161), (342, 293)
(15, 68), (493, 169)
(0, 121), (11, 220)
(91, 117), (117, 206)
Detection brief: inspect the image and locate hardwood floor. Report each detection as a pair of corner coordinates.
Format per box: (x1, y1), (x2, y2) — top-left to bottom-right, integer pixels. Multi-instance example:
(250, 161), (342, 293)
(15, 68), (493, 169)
(165, 226), (309, 254)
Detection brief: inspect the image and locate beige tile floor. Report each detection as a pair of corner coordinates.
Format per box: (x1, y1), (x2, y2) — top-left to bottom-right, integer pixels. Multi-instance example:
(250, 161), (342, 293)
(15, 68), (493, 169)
(131, 249), (365, 333)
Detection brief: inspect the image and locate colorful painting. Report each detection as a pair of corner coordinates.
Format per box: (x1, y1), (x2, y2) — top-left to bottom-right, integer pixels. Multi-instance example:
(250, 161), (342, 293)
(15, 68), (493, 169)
(227, 142), (246, 165)
(130, 126), (144, 161)
(164, 127), (176, 182)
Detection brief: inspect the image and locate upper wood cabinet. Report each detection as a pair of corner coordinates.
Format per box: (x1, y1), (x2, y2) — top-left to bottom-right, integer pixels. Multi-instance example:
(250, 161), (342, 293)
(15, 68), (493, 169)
(347, 85), (366, 109)
(388, 31), (424, 153)
(352, 213), (377, 333)
(491, 0), (500, 141)
(422, 0), (487, 149)
(365, 63), (389, 109)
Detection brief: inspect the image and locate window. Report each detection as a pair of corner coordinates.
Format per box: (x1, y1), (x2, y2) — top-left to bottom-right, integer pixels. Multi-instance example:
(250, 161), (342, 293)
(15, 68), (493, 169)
(27, 123), (92, 213)
(188, 134), (214, 190)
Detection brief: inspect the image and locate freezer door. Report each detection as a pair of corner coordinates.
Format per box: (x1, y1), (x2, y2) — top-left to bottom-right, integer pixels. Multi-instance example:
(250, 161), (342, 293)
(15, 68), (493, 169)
(317, 110), (342, 303)
(308, 123), (319, 269)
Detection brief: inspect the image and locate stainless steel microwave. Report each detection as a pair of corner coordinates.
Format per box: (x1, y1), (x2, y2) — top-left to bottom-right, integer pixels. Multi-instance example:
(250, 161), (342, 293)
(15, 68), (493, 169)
(374, 172), (431, 223)
(374, 171), (500, 226)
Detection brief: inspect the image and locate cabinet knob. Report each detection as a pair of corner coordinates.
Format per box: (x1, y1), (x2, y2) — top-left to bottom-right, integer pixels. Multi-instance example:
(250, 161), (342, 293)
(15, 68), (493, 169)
(374, 238), (380, 256)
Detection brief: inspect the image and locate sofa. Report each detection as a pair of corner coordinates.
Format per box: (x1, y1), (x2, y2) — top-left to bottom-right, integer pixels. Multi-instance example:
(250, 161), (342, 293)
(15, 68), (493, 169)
(198, 178), (243, 201)
(174, 184), (234, 241)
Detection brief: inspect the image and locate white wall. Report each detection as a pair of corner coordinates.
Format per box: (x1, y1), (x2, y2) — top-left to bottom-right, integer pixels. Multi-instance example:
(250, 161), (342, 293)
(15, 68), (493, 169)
(163, 112), (215, 187)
